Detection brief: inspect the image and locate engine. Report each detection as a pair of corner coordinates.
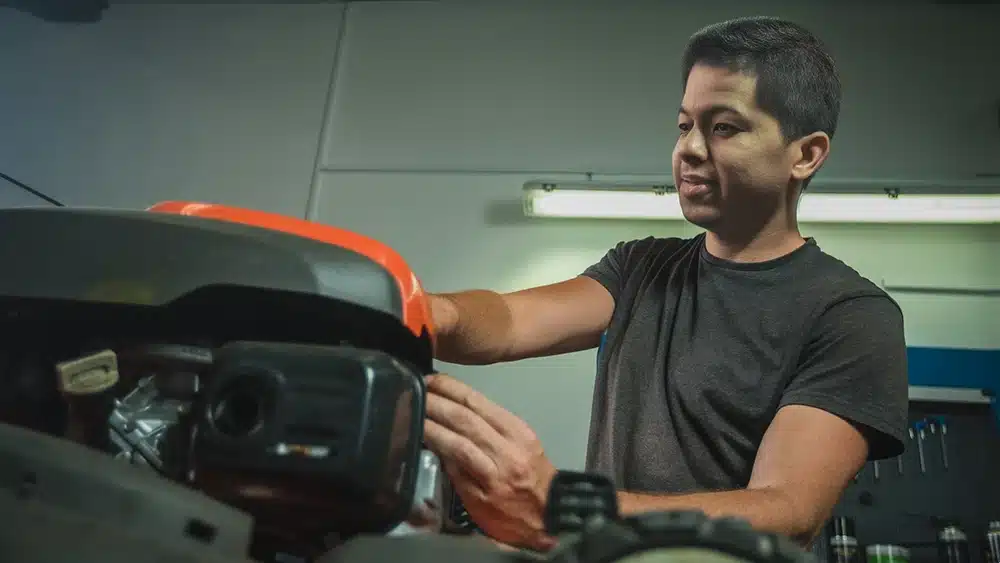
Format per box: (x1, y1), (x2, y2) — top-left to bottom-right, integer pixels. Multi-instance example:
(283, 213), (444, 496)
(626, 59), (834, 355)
(0, 202), (444, 560)
(103, 341), (441, 550)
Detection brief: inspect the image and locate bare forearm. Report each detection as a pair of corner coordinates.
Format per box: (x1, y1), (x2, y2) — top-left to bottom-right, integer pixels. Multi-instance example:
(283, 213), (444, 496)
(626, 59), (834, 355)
(428, 277), (613, 366)
(617, 488), (822, 546)
(430, 291), (515, 365)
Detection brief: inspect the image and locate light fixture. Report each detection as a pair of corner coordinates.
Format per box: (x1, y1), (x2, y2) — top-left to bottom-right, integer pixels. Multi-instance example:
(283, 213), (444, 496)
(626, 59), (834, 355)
(522, 179), (1000, 224)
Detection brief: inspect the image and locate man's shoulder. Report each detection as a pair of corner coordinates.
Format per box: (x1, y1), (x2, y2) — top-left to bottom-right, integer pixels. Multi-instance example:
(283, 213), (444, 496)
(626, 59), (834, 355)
(609, 234), (702, 266)
(811, 248), (891, 299)
(804, 245), (899, 310)
(616, 234), (699, 253)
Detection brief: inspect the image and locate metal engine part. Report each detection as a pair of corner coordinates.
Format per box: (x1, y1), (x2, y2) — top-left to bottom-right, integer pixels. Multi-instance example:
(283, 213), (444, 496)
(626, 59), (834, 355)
(389, 449), (446, 536)
(109, 373), (194, 471)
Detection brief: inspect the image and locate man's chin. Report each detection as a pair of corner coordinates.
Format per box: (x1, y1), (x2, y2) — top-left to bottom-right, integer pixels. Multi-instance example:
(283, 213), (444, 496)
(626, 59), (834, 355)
(680, 205), (722, 230)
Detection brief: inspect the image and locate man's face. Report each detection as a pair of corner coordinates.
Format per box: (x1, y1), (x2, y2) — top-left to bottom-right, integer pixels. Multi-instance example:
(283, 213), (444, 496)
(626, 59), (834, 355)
(672, 64), (800, 231)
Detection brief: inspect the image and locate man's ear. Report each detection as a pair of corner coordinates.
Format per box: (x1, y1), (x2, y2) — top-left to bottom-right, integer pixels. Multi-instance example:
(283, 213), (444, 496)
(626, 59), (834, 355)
(790, 132), (831, 183)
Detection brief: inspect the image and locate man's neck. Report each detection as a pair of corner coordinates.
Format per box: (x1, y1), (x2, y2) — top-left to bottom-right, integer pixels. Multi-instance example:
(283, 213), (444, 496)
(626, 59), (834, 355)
(704, 218), (806, 263)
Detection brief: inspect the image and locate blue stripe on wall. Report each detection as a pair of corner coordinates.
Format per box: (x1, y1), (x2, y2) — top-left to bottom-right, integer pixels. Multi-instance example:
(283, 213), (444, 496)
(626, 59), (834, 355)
(906, 346), (999, 390)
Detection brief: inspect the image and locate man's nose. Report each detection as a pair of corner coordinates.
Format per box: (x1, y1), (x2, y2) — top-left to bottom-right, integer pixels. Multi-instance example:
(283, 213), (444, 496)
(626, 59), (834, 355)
(677, 128), (708, 162)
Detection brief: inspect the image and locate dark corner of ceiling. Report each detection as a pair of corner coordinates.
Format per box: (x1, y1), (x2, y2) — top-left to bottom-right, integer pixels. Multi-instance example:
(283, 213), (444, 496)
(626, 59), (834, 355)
(0, 0), (109, 23)
(931, 0), (1000, 5)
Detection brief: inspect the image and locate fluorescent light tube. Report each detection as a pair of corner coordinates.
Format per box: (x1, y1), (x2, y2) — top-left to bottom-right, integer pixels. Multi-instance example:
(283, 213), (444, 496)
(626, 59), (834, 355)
(522, 184), (1000, 224)
(524, 186), (681, 220)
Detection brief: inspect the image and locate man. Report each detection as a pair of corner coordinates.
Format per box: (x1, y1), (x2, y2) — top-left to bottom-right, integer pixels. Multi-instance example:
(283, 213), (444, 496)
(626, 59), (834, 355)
(420, 16), (909, 552)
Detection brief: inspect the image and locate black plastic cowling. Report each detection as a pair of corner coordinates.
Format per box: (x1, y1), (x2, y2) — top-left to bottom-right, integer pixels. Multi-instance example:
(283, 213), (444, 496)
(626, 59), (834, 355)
(554, 506), (816, 563)
(191, 341), (427, 547)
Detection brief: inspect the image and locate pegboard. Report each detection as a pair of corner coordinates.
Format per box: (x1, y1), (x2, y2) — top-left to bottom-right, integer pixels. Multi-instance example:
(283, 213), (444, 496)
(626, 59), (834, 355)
(816, 399), (1000, 563)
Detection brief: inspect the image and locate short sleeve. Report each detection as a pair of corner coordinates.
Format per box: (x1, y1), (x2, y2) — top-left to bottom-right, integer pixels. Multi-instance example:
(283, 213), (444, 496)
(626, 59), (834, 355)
(581, 237), (655, 302)
(779, 295), (909, 459)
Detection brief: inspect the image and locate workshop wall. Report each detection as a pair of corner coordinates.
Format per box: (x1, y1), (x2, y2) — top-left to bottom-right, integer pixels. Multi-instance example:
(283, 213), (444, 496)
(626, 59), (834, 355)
(313, 1), (1000, 469)
(0, 3), (344, 217)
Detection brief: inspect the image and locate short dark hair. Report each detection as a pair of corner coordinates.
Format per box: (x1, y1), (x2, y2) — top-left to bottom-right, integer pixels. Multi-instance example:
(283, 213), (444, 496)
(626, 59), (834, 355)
(682, 16), (841, 143)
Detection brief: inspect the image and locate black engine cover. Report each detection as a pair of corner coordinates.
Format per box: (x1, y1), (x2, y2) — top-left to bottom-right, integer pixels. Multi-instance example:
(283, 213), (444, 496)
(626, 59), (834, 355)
(191, 341), (426, 541)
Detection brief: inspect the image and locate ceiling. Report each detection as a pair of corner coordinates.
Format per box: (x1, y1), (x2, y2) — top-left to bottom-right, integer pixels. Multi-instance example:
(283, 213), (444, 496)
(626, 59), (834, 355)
(4, 0), (992, 26)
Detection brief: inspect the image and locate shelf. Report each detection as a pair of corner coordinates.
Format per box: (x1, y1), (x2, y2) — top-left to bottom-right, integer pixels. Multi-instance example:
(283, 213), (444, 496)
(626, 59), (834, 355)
(908, 385), (992, 404)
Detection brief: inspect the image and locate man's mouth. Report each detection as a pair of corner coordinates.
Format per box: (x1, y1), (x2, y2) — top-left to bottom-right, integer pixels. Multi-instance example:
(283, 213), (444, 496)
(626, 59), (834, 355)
(679, 177), (714, 198)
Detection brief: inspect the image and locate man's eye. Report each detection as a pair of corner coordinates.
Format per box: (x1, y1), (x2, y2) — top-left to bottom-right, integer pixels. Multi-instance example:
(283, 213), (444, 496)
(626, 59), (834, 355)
(713, 123), (738, 135)
(678, 123), (692, 133)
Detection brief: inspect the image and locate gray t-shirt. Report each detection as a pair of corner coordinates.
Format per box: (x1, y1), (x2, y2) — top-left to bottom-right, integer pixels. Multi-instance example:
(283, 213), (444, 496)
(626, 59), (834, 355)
(581, 233), (909, 493)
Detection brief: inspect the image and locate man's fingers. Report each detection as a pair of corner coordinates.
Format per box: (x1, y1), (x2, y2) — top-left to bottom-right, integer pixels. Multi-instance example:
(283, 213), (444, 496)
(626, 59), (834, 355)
(443, 458), (489, 503)
(425, 393), (527, 465)
(425, 391), (505, 447)
(426, 374), (533, 438)
(423, 418), (499, 486)
(486, 537), (521, 552)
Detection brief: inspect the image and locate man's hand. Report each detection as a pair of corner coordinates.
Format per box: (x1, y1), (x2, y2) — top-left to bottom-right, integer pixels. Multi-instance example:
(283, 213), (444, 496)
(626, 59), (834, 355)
(421, 374), (558, 551)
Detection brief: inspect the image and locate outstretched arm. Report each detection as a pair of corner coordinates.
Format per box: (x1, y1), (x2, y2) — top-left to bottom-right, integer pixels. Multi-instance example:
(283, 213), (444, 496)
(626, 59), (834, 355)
(429, 275), (614, 365)
(616, 403), (867, 545)
(427, 237), (646, 366)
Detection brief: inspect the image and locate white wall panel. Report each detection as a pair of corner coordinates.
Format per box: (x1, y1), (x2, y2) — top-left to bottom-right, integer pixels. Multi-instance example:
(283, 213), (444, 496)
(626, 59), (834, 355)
(323, 1), (1000, 180)
(0, 4), (345, 215)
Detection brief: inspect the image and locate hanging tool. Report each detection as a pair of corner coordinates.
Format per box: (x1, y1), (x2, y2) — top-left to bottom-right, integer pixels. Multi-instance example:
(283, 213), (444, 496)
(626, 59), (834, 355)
(897, 453), (904, 476)
(935, 416), (950, 470)
(914, 420), (927, 474)
(927, 418), (937, 454)
(872, 459), (880, 482)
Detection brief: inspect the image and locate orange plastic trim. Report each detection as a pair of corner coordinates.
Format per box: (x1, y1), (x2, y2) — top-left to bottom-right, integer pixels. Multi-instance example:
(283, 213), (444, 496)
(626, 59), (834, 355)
(147, 201), (434, 345)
